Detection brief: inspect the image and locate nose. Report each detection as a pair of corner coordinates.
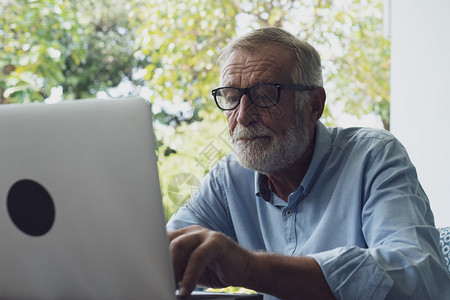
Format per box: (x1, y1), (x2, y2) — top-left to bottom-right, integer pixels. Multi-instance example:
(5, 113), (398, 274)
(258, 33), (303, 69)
(236, 94), (259, 126)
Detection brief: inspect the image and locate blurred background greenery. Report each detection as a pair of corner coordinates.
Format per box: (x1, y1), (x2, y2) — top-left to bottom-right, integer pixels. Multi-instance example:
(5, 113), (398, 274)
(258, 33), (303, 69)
(1, 0), (390, 221)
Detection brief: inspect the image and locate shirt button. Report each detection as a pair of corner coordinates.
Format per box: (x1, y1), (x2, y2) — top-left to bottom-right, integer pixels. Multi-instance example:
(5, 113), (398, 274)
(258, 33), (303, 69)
(285, 210), (292, 216)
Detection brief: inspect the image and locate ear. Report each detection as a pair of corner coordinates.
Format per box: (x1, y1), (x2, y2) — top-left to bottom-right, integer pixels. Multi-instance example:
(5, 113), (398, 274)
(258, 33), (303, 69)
(308, 87), (326, 124)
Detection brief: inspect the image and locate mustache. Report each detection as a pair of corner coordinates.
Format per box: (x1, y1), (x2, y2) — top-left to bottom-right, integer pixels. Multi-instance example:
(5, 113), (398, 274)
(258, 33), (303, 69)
(232, 124), (274, 140)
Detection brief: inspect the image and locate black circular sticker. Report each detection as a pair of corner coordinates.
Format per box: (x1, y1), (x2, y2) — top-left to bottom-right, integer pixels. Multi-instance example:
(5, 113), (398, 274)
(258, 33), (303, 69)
(7, 179), (55, 236)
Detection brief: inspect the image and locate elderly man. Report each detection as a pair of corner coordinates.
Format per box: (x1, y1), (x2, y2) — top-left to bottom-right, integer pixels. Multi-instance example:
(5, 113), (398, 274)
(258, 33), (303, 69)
(167, 27), (450, 299)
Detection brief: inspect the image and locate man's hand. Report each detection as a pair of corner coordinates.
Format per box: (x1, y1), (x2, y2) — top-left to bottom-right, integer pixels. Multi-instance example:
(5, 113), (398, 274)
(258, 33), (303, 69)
(169, 225), (335, 299)
(169, 225), (254, 297)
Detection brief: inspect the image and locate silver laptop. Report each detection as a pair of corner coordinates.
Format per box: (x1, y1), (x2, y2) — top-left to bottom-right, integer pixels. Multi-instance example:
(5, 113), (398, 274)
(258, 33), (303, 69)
(0, 98), (261, 300)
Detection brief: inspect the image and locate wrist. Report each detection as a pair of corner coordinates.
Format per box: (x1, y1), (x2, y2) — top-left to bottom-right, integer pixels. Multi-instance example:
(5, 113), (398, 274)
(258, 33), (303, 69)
(239, 252), (335, 300)
(241, 251), (271, 292)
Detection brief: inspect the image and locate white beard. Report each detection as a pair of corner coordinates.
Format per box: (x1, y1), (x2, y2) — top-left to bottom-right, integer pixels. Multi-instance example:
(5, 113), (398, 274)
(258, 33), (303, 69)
(230, 109), (312, 174)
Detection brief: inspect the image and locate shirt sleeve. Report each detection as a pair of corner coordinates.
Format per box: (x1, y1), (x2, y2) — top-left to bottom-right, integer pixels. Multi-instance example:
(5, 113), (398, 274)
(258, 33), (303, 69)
(166, 158), (238, 240)
(309, 139), (450, 299)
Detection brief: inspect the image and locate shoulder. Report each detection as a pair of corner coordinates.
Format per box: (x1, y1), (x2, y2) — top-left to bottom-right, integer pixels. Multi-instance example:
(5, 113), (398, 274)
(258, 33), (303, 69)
(328, 126), (395, 142)
(320, 126), (410, 170)
(327, 126), (400, 150)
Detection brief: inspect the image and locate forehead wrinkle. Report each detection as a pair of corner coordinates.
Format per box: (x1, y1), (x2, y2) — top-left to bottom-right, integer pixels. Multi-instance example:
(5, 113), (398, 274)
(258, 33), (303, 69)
(221, 59), (285, 87)
(219, 46), (294, 87)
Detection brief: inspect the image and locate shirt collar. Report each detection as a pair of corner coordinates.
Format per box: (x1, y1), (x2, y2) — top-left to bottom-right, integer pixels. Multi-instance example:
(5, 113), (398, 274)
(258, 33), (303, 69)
(255, 121), (332, 202)
(301, 121), (332, 195)
(255, 172), (272, 202)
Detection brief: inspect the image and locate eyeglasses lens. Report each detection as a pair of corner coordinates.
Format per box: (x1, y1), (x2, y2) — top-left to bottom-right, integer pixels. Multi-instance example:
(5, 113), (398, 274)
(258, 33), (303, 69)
(250, 84), (278, 107)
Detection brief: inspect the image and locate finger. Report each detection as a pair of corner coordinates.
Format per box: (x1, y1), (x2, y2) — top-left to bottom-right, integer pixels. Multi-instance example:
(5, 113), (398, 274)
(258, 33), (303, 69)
(169, 226), (206, 284)
(168, 225), (203, 242)
(170, 231), (203, 284)
(178, 242), (215, 297)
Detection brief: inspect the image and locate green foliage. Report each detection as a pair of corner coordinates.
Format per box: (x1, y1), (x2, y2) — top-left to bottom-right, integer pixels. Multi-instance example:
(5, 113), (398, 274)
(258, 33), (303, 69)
(137, 0), (239, 120)
(61, 0), (144, 99)
(1, 0), (83, 103)
(1, 0), (144, 103)
(157, 114), (229, 219)
(320, 1), (391, 129)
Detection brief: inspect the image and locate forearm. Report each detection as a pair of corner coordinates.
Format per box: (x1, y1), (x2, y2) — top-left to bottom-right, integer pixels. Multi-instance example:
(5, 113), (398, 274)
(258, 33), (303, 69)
(245, 252), (335, 300)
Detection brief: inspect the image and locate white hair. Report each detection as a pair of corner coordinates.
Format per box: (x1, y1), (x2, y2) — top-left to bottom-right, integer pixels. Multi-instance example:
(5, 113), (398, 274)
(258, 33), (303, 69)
(217, 26), (323, 88)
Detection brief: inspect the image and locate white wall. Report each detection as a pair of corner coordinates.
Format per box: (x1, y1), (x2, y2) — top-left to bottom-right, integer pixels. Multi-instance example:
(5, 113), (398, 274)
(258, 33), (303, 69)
(389, 0), (450, 227)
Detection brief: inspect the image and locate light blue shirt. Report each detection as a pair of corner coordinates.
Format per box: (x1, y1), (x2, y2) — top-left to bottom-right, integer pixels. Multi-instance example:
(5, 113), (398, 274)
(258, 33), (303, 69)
(167, 121), (450, 299)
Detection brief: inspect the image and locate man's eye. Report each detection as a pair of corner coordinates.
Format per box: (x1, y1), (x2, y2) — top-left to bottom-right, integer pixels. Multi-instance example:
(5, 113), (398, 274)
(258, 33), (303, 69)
(253, 93), (273, 103)
(255, 94), (271, 101)
(225, 96), (239, 103)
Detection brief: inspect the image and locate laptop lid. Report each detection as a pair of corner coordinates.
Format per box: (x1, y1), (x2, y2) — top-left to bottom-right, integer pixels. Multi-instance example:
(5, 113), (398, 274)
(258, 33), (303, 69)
(0, 98), (176, 299)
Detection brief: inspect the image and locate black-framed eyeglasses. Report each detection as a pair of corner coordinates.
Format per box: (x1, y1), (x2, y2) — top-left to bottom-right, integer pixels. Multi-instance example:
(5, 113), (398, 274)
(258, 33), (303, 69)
(211, 82), (314, 111)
